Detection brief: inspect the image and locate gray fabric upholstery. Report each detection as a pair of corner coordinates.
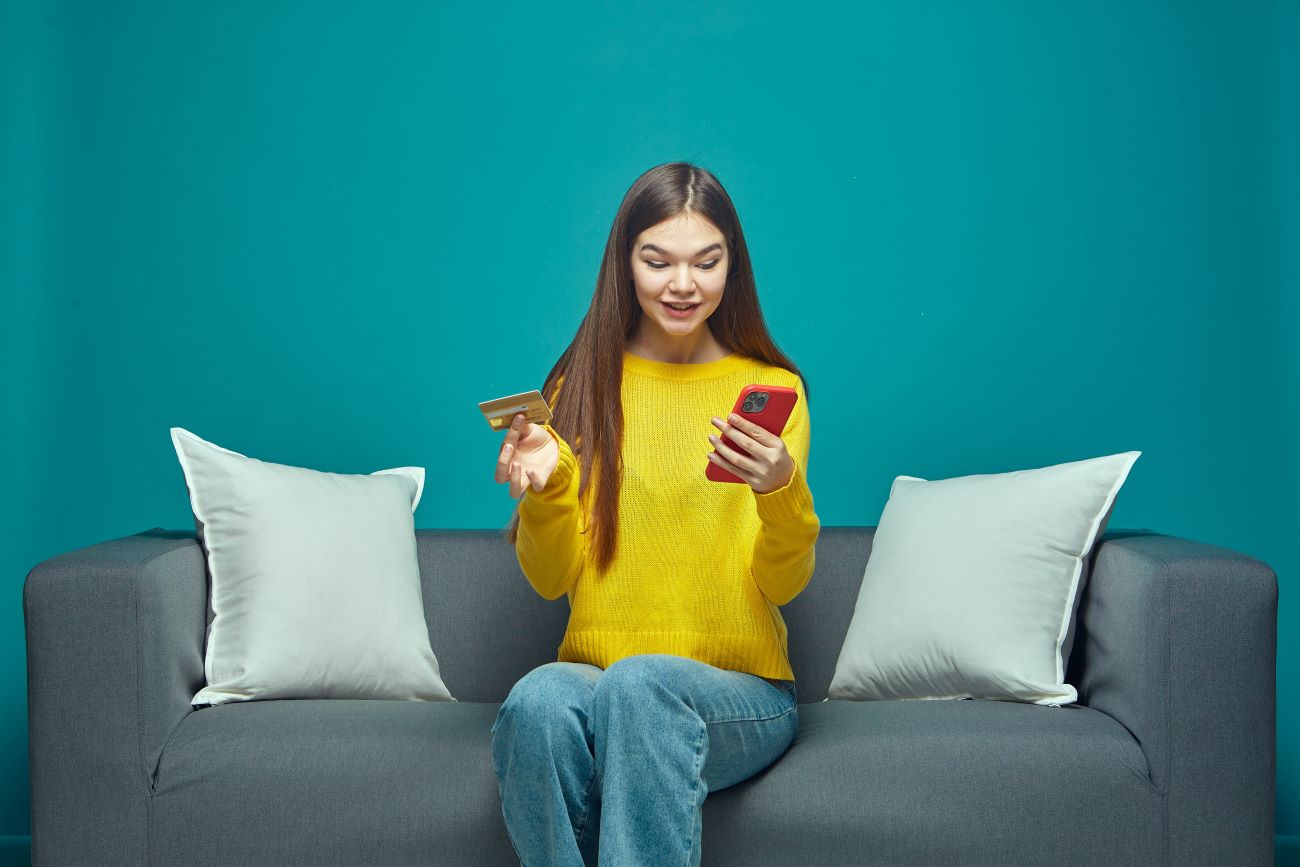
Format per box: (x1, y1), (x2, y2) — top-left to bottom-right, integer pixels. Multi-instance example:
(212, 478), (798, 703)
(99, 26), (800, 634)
(25, 525), (1277, 865)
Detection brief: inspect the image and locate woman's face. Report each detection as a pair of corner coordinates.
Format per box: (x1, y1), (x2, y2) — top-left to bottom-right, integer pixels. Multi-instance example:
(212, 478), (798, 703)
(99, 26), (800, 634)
(629, 212), (729, 337)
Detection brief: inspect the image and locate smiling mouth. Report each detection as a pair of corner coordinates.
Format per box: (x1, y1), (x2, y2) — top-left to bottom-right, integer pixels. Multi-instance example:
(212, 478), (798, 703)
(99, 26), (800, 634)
(662, 301), (700, 311)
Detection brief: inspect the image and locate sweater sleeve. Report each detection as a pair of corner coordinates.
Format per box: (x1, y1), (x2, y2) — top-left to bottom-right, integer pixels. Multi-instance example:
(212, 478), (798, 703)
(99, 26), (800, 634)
(750, 378), (820, 606)
(515, 421), (586, 601)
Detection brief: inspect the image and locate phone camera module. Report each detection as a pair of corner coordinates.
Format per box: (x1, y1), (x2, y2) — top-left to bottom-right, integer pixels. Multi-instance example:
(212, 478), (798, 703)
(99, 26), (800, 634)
(742, 391), (770, 414)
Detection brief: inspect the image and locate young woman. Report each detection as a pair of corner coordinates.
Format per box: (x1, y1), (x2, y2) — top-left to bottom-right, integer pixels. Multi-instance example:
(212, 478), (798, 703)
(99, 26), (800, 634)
(489, 161), (820, 867)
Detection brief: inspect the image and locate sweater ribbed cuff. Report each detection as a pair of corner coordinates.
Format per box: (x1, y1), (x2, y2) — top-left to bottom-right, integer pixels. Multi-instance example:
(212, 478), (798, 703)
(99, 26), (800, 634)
(753, 461), (814, 525)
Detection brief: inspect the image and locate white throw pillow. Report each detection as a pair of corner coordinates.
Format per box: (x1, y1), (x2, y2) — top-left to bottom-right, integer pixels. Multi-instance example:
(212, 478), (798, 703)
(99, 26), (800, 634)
(170, 427), (456, 706)
(827, 450), (1140, 707)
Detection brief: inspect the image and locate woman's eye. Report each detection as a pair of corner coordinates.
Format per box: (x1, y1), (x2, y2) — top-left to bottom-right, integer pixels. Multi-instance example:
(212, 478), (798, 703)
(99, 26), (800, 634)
(646, 260), (720, 270)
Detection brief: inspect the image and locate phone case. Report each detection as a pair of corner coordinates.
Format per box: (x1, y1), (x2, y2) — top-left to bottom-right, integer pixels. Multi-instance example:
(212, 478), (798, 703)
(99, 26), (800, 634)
(706, 384), (799, 484)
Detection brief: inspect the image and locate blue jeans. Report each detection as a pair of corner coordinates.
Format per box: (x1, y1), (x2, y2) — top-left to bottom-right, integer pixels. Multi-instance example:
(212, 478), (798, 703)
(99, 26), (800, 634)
(490, 653), (799, 867)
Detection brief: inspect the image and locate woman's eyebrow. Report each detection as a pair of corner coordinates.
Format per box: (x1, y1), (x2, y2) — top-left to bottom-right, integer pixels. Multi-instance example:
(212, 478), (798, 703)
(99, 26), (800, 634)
(640, 243), (722, 258)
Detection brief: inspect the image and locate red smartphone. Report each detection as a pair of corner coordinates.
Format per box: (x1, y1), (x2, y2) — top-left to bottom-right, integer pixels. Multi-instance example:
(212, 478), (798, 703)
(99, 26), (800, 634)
(706, 384), (799, 484)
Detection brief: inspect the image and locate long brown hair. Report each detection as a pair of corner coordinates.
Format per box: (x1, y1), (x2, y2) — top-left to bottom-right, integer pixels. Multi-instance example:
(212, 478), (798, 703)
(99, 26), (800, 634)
(503, 161), (811, 575)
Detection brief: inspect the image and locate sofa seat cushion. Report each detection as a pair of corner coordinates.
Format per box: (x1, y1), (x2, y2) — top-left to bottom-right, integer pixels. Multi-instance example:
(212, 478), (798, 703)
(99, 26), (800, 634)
(705, 698), (1166, 864)
(149, 698), (514, 864)
(149, 696), (1165, 865)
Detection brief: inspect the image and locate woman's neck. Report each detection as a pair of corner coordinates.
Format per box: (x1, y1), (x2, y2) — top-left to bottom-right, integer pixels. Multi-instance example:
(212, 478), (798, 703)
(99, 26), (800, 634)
(626, 331), (730, 365)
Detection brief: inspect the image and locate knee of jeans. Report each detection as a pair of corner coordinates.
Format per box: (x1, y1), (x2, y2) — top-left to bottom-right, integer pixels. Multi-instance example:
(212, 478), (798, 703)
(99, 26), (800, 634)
(495, 668), (589, 734)
(595, 653), (679, 700)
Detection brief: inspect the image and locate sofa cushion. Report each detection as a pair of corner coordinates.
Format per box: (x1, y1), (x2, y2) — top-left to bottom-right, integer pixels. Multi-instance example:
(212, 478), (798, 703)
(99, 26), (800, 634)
(828, 451), (1139, 706)
(147, 698), (1161, 864)
(170, 426), (454, 706)
(150, 700), (512, 862)
(706, 699), (1163, 864)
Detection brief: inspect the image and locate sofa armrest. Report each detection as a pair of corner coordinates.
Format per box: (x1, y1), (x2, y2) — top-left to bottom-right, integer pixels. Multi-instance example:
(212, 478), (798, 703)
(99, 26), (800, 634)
(24, 528), (207, 864)
(1074, 530), (1277, 863)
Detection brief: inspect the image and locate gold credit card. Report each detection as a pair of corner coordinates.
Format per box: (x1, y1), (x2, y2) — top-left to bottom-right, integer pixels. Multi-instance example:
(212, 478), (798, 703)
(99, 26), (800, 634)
(478, 389), (554, 431)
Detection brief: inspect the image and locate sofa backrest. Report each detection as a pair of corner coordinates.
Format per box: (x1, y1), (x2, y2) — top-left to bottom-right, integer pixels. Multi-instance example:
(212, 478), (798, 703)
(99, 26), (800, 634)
(422, 525), (1105, 704)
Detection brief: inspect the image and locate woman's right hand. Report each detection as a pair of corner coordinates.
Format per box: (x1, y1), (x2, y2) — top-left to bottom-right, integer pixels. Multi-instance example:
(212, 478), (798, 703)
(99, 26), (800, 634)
(496, 412), (560, 498)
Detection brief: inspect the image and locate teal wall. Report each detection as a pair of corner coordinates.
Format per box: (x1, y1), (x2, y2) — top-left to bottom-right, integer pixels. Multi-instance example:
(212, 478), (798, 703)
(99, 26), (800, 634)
(3, 0), (1296, 849)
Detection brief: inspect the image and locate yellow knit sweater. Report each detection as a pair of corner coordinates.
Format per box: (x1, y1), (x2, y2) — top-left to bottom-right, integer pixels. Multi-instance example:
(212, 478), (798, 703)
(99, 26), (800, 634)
(514, 349), (820, 682)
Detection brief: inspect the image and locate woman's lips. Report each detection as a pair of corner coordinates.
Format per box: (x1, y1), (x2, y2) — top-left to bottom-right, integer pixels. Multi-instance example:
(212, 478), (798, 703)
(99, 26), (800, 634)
(662, 301), (700, 318)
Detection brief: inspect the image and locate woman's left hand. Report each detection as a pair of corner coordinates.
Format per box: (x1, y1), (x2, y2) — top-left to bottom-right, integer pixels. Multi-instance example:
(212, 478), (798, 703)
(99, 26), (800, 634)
(707, 413), (796, 494)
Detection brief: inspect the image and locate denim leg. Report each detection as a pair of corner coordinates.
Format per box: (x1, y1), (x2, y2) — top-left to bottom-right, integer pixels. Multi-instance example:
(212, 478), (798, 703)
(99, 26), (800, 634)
(590, 654), (799, 867)
(491, 661), (605, 867)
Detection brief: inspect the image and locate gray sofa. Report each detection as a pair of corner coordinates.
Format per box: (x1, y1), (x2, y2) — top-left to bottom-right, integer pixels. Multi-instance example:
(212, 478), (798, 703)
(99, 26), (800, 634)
(25, 525), (1277, 865)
